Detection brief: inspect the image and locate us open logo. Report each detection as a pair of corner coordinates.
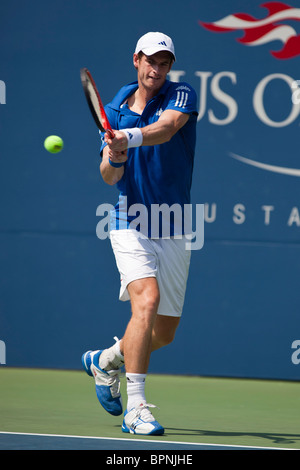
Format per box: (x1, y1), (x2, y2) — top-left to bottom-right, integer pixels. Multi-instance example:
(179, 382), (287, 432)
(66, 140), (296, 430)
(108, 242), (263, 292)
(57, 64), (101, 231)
(199, 2), (300, 60)
(292, 80), (300, 104)
(194, 3), (300, 178)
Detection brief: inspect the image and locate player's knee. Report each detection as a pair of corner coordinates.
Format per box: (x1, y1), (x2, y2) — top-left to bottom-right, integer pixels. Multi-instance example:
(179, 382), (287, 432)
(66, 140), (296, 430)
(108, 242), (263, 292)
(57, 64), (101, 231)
(141, 292), (160, 320)
(131, 292), (160, 329)
(152, 316), (180, 350)
(153, 326), (177, 349)
(159, 328), (176, 347)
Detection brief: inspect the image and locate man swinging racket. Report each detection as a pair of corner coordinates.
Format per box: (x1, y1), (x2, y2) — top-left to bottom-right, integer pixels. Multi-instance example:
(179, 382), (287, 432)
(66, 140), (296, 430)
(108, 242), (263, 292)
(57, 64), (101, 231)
(82, 32), (198, 435)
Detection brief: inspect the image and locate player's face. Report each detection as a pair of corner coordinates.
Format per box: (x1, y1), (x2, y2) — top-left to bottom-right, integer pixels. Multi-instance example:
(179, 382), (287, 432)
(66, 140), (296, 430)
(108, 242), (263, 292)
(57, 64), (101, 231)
(134, 51), (173, 93)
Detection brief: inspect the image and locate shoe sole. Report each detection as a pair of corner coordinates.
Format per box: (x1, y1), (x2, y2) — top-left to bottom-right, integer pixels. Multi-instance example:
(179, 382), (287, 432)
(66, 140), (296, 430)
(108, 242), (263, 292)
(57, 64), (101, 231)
(81, 349), (123, 416)
(81, 351), (93, 377)
(122, 420), (164, 435)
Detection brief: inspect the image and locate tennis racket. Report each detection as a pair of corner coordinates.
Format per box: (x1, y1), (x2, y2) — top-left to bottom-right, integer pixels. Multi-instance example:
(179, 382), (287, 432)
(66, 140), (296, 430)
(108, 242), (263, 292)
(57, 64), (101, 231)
(80, 67), (114, 139)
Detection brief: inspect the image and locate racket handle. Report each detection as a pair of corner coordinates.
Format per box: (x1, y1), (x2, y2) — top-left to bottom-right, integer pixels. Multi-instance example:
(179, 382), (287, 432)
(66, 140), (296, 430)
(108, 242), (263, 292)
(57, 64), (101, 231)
(106, 128), (115, 139)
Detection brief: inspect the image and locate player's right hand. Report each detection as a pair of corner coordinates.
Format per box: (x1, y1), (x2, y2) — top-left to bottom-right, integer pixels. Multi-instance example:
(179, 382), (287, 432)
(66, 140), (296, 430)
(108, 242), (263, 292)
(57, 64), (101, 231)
(105, 130), (128, 152)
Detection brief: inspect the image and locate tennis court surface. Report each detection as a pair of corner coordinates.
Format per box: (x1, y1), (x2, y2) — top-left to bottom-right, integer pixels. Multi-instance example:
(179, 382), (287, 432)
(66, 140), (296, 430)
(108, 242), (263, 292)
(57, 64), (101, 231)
(0, 368), (299, 450)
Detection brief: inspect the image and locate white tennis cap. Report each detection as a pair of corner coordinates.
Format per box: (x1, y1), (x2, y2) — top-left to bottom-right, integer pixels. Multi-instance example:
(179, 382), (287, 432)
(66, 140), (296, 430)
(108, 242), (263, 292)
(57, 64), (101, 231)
(135, 32), (176, 61)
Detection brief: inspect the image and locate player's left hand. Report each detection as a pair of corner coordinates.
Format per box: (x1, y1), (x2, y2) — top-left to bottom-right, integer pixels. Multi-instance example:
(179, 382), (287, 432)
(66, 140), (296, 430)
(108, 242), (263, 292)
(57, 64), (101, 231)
(108, 147), (128, 165)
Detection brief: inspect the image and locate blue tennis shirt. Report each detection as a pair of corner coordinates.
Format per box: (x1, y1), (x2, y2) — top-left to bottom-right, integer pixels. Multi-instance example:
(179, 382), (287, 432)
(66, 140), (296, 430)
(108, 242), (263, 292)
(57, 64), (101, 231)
(100, 79), (198, 238)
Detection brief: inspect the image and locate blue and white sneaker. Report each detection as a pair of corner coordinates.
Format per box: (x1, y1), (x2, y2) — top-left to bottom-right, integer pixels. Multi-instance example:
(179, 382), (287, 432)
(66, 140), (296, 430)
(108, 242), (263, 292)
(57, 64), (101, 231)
(122, 403), (164, 435)
(81, 350), (123, 416)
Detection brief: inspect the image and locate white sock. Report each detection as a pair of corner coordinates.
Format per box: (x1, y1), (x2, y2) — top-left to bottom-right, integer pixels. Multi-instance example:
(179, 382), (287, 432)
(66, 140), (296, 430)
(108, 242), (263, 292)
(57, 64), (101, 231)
(126, 373), (147, 410)
(99, 338), (124, 371)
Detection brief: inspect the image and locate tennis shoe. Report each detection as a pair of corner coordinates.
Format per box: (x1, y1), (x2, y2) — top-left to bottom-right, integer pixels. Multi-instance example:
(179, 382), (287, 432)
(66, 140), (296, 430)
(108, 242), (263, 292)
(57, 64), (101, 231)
(81, 349), (123, 416)
(122, 403), (164, 435)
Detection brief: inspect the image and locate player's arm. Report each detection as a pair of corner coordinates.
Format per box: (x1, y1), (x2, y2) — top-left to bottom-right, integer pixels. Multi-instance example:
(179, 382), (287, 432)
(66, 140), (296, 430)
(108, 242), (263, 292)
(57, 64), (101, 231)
(105, 109), (189, 152)
(100, 144), (127, 186)
(142, 109), (189, 145)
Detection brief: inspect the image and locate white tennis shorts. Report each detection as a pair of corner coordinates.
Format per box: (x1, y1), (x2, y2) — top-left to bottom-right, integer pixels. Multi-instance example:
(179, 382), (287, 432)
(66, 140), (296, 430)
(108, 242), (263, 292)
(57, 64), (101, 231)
(110, 229), (191, 317)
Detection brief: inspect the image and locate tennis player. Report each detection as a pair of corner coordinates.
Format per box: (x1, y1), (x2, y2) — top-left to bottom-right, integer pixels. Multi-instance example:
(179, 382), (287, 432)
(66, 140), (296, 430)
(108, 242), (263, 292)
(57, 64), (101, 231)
(82, 32), (198, 435)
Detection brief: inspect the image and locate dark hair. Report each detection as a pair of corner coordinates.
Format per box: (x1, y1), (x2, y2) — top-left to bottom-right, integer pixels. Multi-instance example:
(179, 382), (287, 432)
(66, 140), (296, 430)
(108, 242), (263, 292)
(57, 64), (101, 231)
(137, 50), (174, 64)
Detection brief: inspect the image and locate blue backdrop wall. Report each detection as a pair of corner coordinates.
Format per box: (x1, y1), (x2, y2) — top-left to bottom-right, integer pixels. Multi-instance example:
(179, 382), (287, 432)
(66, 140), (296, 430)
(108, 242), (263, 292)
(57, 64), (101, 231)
(1, 0), (300, 380)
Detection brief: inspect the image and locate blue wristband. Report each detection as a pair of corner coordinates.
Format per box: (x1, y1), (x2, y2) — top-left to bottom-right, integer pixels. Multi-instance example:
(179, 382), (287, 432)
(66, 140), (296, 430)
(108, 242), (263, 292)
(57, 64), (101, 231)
(108, 157), (125, 168)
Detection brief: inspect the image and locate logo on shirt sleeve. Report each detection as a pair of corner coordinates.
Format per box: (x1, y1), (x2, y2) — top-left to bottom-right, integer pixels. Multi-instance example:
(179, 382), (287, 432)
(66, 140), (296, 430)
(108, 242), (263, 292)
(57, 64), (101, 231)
(174, 85), (192, 109)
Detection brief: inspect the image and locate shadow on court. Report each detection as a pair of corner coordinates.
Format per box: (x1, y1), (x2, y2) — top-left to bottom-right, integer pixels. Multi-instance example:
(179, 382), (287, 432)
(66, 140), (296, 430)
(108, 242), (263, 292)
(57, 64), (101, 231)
(165, 428), (300, 447)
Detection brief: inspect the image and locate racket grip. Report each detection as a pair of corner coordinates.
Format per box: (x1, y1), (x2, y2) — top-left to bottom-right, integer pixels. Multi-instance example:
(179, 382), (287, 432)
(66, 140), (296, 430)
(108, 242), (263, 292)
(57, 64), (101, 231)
(106, 128), (115, 139)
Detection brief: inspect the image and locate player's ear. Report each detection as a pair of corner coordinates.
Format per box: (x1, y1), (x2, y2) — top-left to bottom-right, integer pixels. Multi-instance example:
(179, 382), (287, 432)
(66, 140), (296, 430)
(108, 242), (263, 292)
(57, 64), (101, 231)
(133, 53), (139, 70)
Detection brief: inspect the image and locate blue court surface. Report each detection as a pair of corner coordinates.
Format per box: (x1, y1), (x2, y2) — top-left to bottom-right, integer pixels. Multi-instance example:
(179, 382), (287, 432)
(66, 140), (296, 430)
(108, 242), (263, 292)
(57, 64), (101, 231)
(0, 432), (291, 450)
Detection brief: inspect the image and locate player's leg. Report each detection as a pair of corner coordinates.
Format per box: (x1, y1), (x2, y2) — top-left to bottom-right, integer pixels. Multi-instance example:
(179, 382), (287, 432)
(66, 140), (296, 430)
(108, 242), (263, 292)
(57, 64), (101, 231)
(82, 230), (158, 420)
(122, 277), (159, 411)
(151, 314), (180, 351)
(117, 314), (180, 358)
(121, 276), (165, 435)
(123, 276), (160, 374)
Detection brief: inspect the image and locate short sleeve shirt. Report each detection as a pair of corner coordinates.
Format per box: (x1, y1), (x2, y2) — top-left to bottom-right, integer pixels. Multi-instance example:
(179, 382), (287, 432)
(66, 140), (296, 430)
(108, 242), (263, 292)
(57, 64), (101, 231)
(100, 79), (198, 237)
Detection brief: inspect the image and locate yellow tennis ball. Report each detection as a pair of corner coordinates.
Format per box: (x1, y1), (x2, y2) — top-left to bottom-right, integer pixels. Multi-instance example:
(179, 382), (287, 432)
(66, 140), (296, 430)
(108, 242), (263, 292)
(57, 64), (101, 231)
(44, 135), (64, 153)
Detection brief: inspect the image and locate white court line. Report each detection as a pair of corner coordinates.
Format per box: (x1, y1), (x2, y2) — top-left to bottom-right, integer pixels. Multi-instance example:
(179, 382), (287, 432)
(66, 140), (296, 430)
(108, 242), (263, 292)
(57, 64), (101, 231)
(0, 431), (294, 450)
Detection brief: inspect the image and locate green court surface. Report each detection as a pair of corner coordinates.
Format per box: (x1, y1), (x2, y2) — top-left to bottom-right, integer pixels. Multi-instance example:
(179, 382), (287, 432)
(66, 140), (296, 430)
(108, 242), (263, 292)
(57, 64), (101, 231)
(0, 368), (299, 449)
